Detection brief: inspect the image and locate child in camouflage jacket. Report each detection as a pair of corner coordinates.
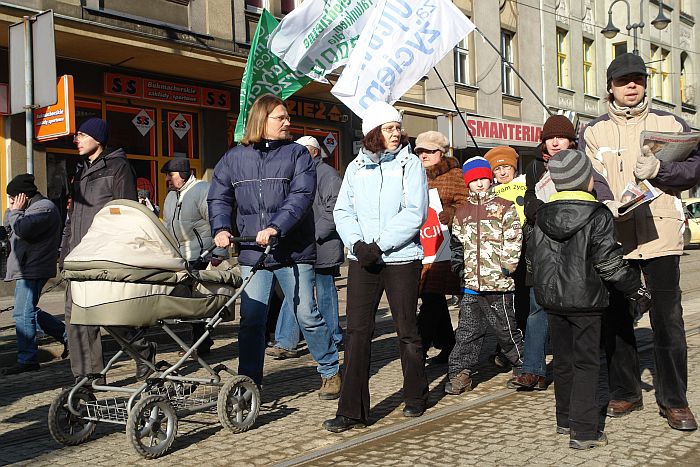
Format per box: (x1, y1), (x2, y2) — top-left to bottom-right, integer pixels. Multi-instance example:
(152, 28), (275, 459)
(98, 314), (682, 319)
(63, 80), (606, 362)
(445, 156), (524, 395)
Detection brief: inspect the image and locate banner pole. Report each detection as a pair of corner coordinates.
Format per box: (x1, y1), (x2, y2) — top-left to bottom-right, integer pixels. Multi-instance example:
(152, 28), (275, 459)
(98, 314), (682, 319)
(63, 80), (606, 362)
(23, 16), (34, 174)
(474, 26), (552, 116)
(432, 67), (482, 157)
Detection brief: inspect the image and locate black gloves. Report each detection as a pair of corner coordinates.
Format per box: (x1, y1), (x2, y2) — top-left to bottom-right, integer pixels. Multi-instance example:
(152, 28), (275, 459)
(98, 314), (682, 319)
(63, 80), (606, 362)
(628, 286), (652, 318)
(354, 241), (383, 267)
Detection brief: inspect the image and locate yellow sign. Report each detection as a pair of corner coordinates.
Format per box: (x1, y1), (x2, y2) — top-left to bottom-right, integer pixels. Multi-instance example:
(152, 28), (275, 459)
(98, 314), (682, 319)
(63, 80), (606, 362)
(493, 179), (527, 224)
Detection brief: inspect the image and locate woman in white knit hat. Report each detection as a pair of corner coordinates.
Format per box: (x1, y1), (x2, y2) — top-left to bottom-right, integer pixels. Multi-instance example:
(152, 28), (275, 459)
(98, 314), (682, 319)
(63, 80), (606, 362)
(325, 101), (429, 432)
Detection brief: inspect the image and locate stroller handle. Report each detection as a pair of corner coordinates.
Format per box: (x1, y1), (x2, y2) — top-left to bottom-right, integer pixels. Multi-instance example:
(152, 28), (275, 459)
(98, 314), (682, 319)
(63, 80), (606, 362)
(198, 236), (268, 260)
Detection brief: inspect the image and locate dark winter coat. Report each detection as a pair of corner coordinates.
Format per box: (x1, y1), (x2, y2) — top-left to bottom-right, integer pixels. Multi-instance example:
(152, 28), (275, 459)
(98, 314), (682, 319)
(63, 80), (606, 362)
(419, 157), (469, 295)
(60, 148), (138, 262)
(207, 140), (316, 267)
(526, 191), (642, 315)
(312, 156), (344, 269)
(3, 194), (61, 281)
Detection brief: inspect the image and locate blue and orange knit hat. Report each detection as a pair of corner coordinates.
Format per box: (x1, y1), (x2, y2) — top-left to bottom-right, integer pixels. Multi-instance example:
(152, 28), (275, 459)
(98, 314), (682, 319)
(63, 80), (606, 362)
(462, 156), (493, 185)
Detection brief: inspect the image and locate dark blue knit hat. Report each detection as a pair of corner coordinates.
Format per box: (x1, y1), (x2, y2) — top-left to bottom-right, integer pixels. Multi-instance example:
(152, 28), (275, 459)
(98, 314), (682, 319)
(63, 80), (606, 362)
(78, 118), (109, 146)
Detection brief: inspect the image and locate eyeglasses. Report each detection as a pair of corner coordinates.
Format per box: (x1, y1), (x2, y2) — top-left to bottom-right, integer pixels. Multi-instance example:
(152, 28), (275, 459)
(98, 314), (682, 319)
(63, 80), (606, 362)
(415, 148), (442, 156)
(268, 114), (291, 123)
(73, 132), (88, 141)
(381, 125), (401, 134)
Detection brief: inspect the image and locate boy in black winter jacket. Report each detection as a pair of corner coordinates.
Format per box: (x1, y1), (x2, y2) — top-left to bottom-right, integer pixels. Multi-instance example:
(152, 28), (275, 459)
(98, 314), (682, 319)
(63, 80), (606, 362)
(526, 149), (651, 450)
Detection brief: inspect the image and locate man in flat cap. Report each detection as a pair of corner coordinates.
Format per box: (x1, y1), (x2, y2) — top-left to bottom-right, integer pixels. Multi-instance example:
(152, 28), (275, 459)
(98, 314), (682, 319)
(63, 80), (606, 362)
(62, 117), (155, 382)
(2, 174), (66, 375)
(161, 157), (218, 354)
(580, 53), (700, 431)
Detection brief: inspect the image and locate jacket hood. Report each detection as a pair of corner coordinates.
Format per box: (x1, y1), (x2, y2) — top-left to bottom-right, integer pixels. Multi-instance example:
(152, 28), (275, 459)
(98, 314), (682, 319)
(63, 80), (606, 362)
(103, 147), (127, 160)
(536, 195), (603, 241)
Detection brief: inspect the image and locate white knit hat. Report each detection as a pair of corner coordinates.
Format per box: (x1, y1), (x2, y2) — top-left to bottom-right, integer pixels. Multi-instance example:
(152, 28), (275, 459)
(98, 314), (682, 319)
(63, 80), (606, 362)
(361, 101), (401, 135)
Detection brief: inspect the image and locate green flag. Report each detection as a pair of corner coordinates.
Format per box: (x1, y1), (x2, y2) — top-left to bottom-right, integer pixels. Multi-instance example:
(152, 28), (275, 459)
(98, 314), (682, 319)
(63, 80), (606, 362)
(235, 10), (311, 142)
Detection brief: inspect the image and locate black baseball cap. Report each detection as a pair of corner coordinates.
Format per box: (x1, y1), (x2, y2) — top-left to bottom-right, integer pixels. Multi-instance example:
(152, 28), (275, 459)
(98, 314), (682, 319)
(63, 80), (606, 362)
(607, 53), (648, 84)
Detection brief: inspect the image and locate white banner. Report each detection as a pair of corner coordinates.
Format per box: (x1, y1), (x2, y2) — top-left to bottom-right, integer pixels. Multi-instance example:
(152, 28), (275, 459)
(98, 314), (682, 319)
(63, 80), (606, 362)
(421, 189), (451, 265)
(331, 0), (475, 118)
(268, 0), (380, 82)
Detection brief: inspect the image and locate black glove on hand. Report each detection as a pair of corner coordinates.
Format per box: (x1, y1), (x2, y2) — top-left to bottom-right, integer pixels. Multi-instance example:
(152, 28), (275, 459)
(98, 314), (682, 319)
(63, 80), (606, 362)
(628, 286), (652, 318)
(354, 241), (382, 267)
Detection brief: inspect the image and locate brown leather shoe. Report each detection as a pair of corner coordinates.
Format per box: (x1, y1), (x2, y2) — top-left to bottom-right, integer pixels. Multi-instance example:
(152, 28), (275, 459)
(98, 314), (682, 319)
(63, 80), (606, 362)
(508, 373), (548, 390)
(659, 405), (698, 431)
(606, 398), (643, 417)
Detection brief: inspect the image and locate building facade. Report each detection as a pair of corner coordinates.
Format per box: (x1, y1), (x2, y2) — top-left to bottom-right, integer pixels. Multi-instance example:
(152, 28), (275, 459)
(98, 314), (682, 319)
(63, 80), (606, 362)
(0, 0), (698, 212)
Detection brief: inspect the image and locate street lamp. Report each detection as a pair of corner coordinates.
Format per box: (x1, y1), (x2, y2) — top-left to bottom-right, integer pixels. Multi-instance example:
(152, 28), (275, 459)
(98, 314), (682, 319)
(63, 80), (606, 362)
(600, 0), (672, 56)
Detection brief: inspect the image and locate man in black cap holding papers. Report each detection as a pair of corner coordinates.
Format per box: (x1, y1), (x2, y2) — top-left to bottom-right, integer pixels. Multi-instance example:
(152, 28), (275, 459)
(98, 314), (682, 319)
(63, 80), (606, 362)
(580, 53), (700, 431)
(62, 117), (156, 382)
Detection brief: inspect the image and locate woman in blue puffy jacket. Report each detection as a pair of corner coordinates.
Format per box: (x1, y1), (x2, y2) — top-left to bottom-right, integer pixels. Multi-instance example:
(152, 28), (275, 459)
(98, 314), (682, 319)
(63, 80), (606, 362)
(323, 101), (429, 432)
(208, 94), (340, 399)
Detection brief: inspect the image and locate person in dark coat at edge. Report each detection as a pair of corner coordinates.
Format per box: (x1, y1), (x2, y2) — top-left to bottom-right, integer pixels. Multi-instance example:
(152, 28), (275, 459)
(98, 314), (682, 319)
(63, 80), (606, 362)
(61, 117), (156, 382)
(208, 94), (340, 400)
(527, 149), (651, 449)
(2, 174), (67, 375)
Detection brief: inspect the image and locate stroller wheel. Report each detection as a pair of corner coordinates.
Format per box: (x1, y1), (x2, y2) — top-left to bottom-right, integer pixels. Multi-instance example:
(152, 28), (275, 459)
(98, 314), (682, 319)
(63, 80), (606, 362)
(48, 387), (97, 446)
(126, 395), (178, 459)
(217, 375), (260, 433)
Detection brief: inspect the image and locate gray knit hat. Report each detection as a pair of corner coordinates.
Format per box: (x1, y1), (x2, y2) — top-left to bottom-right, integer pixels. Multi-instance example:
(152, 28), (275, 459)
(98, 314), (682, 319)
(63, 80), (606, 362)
(548, 149), (593, 191)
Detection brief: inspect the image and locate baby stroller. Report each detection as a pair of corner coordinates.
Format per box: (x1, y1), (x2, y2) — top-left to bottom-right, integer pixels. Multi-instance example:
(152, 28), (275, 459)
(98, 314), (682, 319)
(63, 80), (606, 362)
(47, 200), (268, 459)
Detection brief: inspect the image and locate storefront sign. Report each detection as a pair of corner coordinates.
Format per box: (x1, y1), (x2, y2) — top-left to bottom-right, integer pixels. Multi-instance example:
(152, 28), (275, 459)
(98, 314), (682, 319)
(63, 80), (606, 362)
(104, 73), (231, 111)
(0, 84), (8, 115)
(439, 114), (543, 148)
(286, 97), (348, 122)
(170, 113), (191, 139)
(132, 109), (155, 136)
(34, 75), (75, 142)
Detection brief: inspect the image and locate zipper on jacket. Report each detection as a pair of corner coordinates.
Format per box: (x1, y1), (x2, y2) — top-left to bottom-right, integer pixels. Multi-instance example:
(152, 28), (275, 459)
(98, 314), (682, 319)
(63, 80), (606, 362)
(476, 195), (481, 290)
(258, 152), (265, 228)
(172, 191), (182, 246)
(193, 228), (204, 257)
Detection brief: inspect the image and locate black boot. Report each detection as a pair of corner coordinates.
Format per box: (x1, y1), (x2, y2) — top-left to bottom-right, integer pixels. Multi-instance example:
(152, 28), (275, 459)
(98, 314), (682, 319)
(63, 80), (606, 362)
(135, 342), (157, 381)
(322, 415), (366, 433)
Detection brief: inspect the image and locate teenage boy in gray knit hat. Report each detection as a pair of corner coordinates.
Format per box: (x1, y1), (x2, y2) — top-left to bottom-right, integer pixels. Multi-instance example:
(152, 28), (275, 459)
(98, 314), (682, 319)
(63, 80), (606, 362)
(527, 149), (651, 450)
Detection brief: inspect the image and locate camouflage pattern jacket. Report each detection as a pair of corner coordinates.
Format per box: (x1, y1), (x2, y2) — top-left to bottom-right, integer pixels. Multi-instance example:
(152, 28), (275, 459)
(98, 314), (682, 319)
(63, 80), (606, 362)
(450, 190), (522, 292)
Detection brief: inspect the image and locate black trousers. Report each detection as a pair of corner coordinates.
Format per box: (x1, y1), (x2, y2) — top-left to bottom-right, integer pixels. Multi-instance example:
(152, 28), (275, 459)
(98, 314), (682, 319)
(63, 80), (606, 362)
(65, 285), (151, 378)
(337, 260), (428, 421)
(417, 293), (455, 354)
(548, 313), (602, 440)
(604, 255), (688, 408)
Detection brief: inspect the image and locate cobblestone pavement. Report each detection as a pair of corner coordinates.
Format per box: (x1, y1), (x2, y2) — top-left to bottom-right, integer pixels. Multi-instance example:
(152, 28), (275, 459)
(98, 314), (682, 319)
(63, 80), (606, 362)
(1, 254), (700, 465)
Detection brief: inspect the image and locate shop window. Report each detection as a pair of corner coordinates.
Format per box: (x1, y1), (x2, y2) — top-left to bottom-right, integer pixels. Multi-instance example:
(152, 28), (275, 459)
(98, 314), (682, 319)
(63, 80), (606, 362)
(583, 38), (595, 94)
(162, 110), (199, 159)
(556, 29), (570, 89)
(288, 125), (341, 170)
(105, 104), (156, 156)
(131, 159), (160, 206)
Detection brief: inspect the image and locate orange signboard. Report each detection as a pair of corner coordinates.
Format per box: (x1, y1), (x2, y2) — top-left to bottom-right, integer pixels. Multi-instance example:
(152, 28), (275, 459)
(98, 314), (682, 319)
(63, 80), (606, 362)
(104, 72), (231, 110)
(34, 75), (75, 142)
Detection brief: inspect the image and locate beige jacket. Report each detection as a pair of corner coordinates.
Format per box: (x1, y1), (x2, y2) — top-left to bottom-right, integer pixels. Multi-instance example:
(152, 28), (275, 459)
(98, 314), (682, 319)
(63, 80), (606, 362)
(581, 98), (700, 260)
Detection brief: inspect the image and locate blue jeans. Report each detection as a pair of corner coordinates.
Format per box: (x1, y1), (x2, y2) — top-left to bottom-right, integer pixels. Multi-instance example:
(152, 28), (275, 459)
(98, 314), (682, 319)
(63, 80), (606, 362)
(238, 264), (339, 384)
(275, 271), (343, 350)
(521, 288), (549, 377)
(13, 279), (66, 364)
